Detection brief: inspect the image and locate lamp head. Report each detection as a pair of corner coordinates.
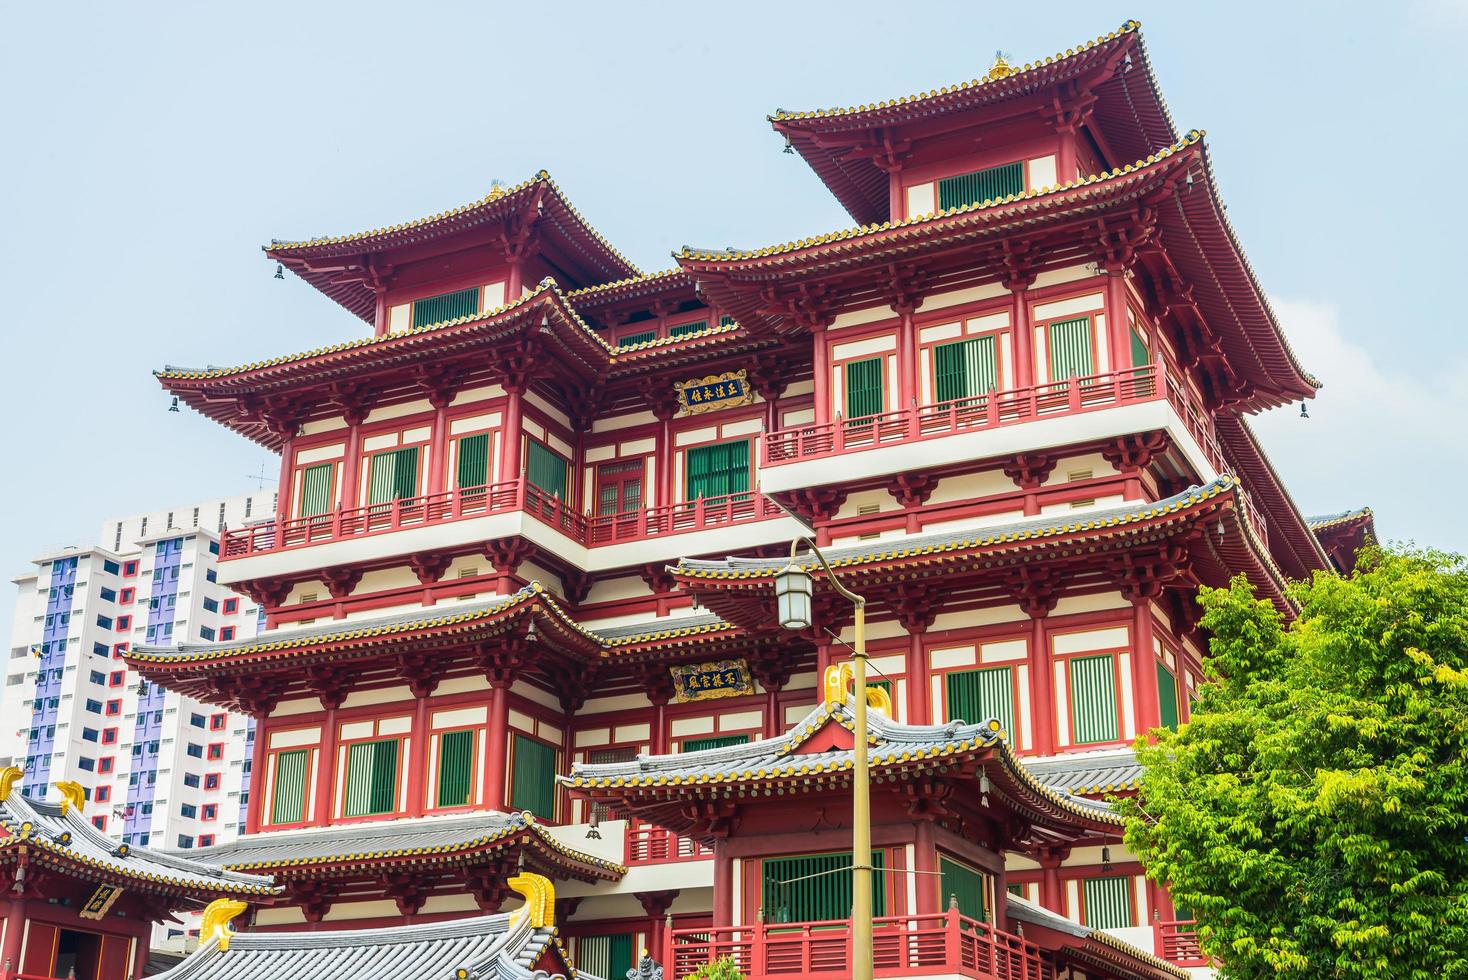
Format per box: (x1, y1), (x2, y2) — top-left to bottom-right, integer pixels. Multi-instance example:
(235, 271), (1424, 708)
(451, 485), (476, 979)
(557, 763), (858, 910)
(774, 562), (813, 631)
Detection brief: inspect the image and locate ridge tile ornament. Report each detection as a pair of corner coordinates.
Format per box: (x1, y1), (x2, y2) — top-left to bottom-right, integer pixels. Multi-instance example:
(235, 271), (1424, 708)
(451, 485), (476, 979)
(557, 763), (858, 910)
(673, 370), (752, 414)
(670, 658), (754, 702)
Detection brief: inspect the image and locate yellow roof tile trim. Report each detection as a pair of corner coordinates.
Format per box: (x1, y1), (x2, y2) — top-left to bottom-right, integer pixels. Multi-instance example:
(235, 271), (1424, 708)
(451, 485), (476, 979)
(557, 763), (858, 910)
(565, 268), (686, 298)
(677, 475), (1236, 580)
(1307, 507), (1373, 531)
(0, 836), (276, 895)
(770, 21), (1140, 122)
(679, 131), (1201, 264)
(220, 817), (625, 876)
(267, 171), (641, 278)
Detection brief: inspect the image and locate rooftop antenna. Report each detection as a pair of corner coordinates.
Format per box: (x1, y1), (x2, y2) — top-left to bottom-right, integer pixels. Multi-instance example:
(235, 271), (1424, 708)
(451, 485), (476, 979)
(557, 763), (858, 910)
(244, 462), (272, 491)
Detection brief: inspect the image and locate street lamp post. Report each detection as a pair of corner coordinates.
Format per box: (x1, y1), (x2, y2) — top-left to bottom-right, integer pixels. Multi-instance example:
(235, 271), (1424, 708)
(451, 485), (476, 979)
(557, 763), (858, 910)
(774, 539), (873, 980)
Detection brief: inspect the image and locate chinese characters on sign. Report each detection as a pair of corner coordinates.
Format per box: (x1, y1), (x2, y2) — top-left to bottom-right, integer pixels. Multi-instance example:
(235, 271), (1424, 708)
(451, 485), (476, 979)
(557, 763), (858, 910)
(670, 659), (755, 702)
(674, 370), (753, 415)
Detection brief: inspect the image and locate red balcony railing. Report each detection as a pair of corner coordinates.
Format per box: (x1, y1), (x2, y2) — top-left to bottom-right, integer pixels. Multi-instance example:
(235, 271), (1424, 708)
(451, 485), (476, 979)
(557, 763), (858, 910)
(1156, 919), (1207, 966)
(669, 911), (1052, 980)
(220, 479), (778, 561)
(626, 823), (714, 864)
(763, 364), (1225, 475)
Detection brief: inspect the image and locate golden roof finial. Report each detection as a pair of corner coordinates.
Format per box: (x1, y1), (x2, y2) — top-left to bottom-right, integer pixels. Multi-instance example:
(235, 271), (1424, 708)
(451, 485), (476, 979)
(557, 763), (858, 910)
(987, 51), (1016, 81)
(0, 766), (21, 801)
(822, 662), (853, 706)
(201, 898), (249, 951)
(54, 780), (85, 815)
(508, 872), (555, 928)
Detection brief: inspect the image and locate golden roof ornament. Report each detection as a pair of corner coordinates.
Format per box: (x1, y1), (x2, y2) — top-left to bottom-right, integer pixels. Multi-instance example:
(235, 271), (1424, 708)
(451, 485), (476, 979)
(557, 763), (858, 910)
(986, 52), (1016, 81)
(55, 780), (86, 815)
(201, 898), (248, 951)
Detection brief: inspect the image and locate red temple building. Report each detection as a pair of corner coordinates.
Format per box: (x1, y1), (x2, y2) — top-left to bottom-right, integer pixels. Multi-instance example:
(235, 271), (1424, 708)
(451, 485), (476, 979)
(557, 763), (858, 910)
(102, 19), (1374, 980)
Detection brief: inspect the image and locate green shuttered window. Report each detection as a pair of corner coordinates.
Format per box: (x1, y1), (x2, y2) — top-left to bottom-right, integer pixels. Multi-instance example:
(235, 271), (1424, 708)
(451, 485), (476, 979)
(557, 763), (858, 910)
(579, 934), (634, 980)
(617, 330), (658, 347)
(939, 856), (988, 921)
(367, 447), (420, 505)
(411, 287), (480, 328)
(1047, 317), (1094, 381)
(685, 440), (750, 500)
(668, 319), (708, 338)
(844, 357), (884, 420)
(455, 433), (490, 490)
(510, 734), (557, 820)
(762, 851), (887, 923)
(1082, 876), (1135, 929)
(1069, 654), (1120, 744)
(270, 749), (308, 824)
(933, 336), (998, 403)
(436, 729), (475, 808)
(298, 463), (334, 518)
(1130, 327), (1150, 368)
(680, 734), (750, 753)
(343, 738), (399, 817)
(526, 440), (569, 500)
(1157, 663), (1180, 731)
(938, 162), (1025, 210)
(945, 666), (1016, 741)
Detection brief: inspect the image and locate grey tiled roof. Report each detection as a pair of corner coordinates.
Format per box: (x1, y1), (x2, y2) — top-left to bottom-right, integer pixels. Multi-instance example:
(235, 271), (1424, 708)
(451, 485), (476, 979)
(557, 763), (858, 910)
(171, 811), (624, 879)
(1022, 749), (1144, 794)
(150, 912), (564, 980)
(0, 788), (275, 896)
(1006, 894), (1188, 978)
(674, 478), (1236, 576)
(1306, 506), (1372, 529)
(588, 613), (726, 641)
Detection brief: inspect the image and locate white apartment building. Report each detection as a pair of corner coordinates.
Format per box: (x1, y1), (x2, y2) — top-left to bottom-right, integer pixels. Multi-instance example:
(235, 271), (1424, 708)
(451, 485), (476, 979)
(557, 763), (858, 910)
(2, 491), (274, 949)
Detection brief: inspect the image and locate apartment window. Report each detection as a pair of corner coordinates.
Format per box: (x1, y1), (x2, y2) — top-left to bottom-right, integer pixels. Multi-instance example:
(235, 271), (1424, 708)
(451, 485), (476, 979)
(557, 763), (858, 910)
(205, 569), (216, 583)
(122, 561), (138, 577)
(92, 815), (107, 830)
(186, 743), (203, 758)
(454, 433), (490, 491)
(1068, 653), (1120, 745)
(103, 559), (120, 575)
(82, 727), (99, 742)
(115, 615), (131, 631)
(184, 773), (200, 788)
(1081, 876), (1135, 929)
(343, 738), (400, 817)
(937, 161), (1025, 210)
(85, 699), (102, 714)
(595, 459), (644, 516)
(198, 833), (216, 847)
(411, 286), (480, 327)
(190, 713), (206, 728)
(102, 728), (118, 745)
(199, 802), (216, 822)
(98, 756), (114, 774)
(269, 749), (309, 825)
(218, 502), (227, 526)
(105, 699), (122, 716)
(210, 713), (227, 731)
(200, 626), (215, 641)
(222, 598), (238, 615)
(435, 729), (476, 808)
(219, 626), (235, 641)
(180, 803), (198, 818)
(509, 733), (557, 821)
(95, 786), (111, 803)
(525, 440), (568, 501)
(204, 773), (221, 790)
(207, 742), (224, 761)
(92, 642), (109, 657)
(177, 835), (194, 849)
(96, 615), (112, 630)
(192, 506), (200, 527)
(946, 667), (1016, 738)
(933, 335), (999, 403)
(243, 499), (252, 519)
(203, 598), (218, 613)
(119, 588), (134, 605)
(843, 356), (884, 420)
(78, 757), (95, 772)
(685, 441), (749, 501)
(298, 463), (335, 518)
(366, 447), (421, 505)
(100, 587), (116, 602)
(113, 643), (129, 658)
(89, 670), (106, 685)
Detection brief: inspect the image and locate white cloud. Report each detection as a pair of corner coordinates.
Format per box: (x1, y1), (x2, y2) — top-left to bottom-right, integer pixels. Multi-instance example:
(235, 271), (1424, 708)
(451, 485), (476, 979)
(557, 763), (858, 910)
(1250, 298), (1468, 552)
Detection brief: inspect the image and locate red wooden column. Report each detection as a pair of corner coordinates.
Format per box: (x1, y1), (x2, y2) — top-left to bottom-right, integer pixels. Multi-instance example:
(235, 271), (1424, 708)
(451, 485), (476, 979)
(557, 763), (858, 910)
(406, 690), (432, 817)
(312, 704), (340, 827)
(1028, 614), (1056, 755)
(274, 435), (294, 529)
(1037, 848), (1068, 914)
(896, 306), (918, 410)
(638, 891), (680, 966)
(2, 901), (27, 978)
(913, 820), (939, 915)
(1105, 269), (1130, 372)
(1131, 598), (1162, 735)
(712, 843), (734, 927)
(1005, 268), (1036, 388)
(810, 323), (831, 425)
(484, 683), (510, 811)
(244, 716), (270, 834)
(905, 634), (930, 725)
(130, 929), (150, 980)
(426, 395), (451, 497)
(500, 386), (525, 488)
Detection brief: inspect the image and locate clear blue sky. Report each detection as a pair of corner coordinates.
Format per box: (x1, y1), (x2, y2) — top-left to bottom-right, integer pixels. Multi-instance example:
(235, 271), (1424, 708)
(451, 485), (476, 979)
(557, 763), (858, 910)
(2, 1), (1464, 613)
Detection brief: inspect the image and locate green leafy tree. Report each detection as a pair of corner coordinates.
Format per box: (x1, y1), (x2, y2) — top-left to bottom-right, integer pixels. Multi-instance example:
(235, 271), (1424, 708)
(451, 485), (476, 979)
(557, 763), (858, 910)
(1121, 549), (1468, 978)
(684, 957), (744, 980)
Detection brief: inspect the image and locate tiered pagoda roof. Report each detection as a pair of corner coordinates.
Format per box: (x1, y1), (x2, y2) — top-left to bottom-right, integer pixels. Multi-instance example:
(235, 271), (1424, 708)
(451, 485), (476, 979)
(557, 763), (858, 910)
(151, 879), (573, 980)
(0, 769), (277, 904)
(1308, 506), (1376, 573)
(266, 171), (640, 322)
(565, 690), (1121, 846)
(1007, 894), (1187, 980)
(671, 477), (1292, 625)
(769, 20), (1176, 225)
(183, 811), (622, 883)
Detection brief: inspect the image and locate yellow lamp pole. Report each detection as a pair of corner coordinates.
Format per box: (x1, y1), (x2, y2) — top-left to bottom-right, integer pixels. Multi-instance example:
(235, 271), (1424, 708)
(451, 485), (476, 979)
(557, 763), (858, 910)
(775, 539), (872, 980)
